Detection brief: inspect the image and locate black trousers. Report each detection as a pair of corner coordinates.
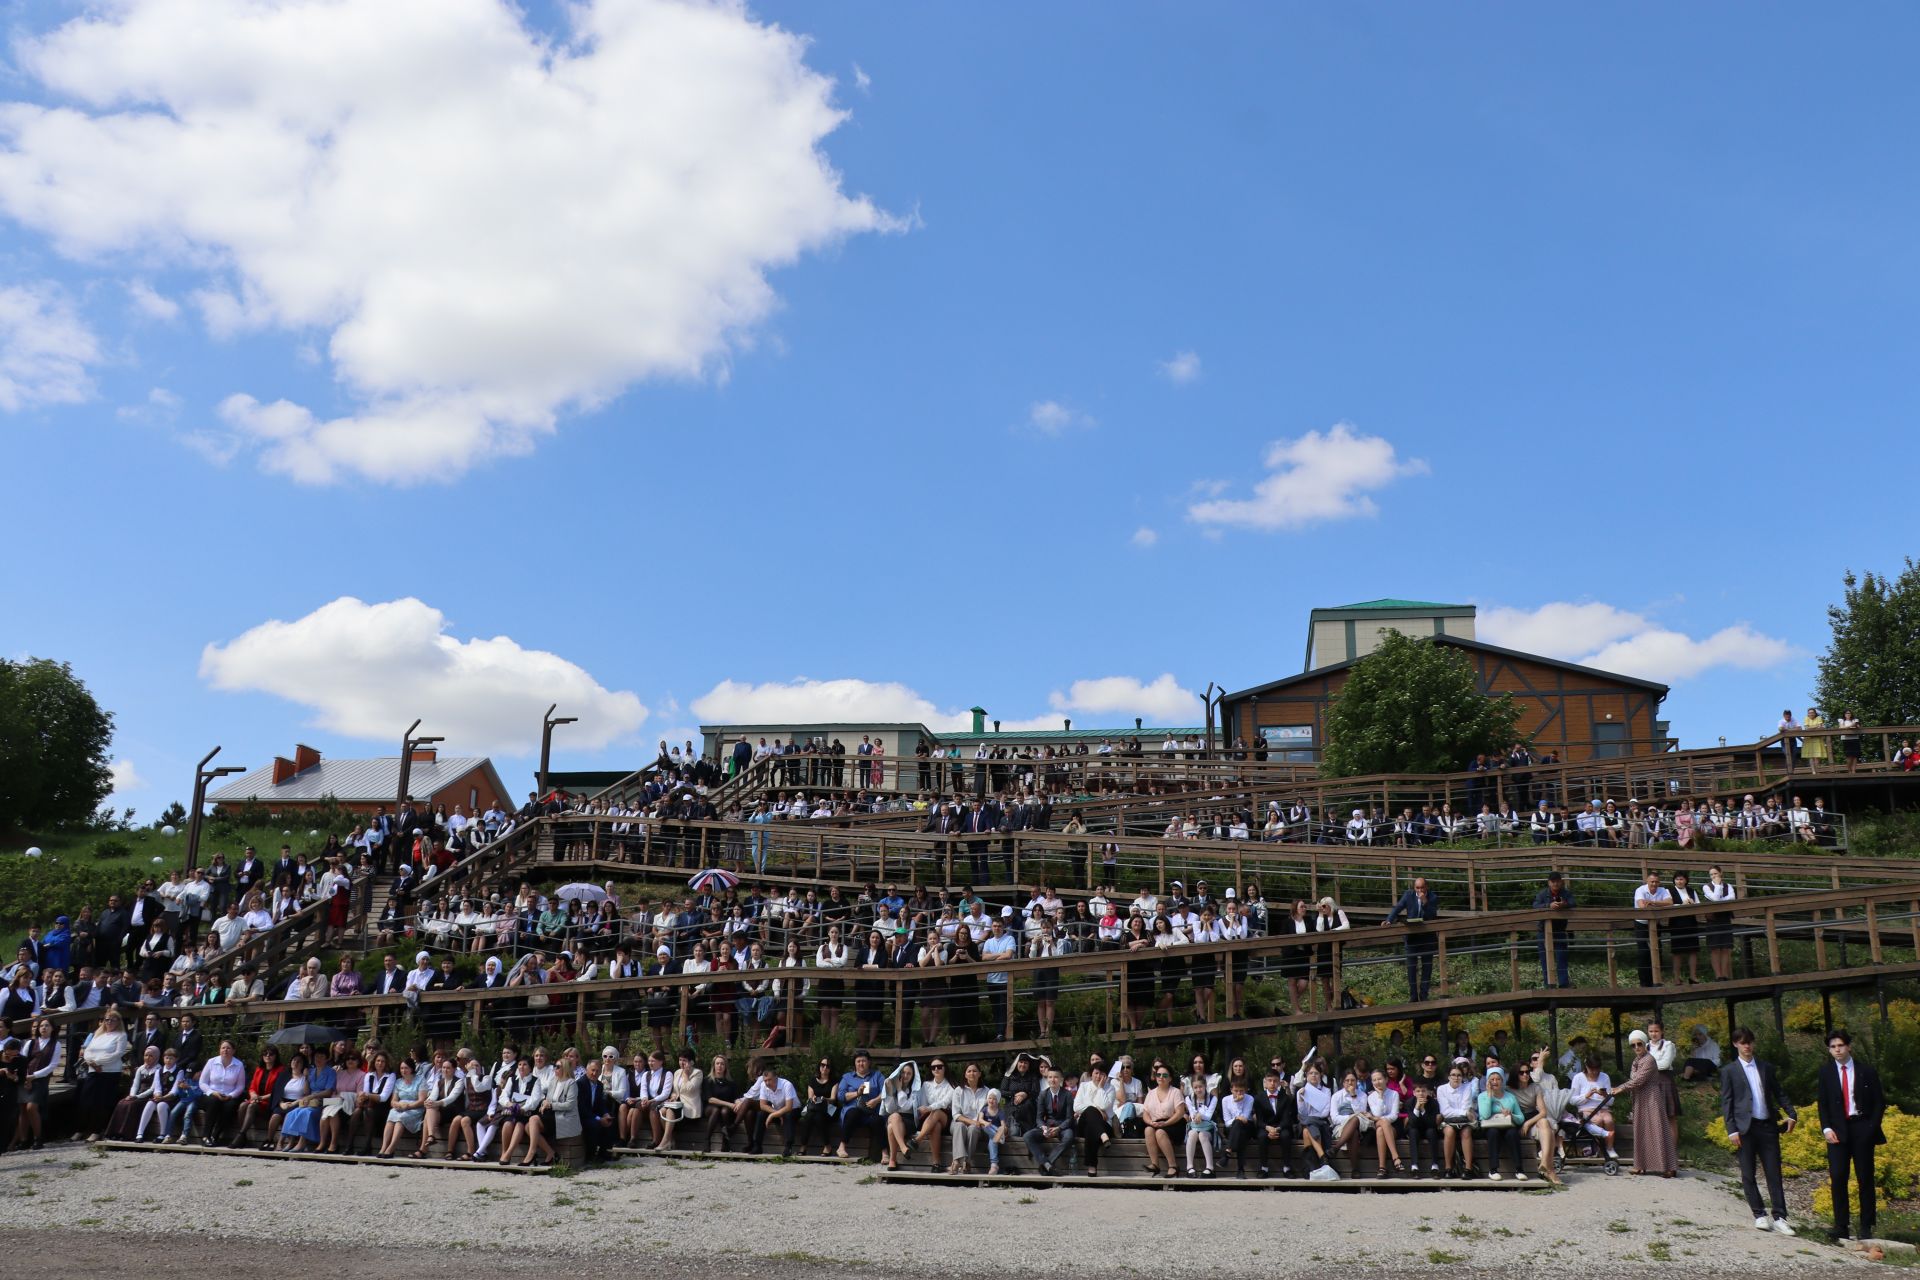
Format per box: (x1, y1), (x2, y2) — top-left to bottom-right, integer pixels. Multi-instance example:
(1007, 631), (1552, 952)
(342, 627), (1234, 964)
(1075, 1109), (1111, 1169)
(1405, 1111), (1442, 1168)
(1828, 1117), (1878, 1236)
(1737, 1119), (1788, 1219)
(1405, 944), (1435, 1003)
(746, 1107), (797, 1155)
(1482, 1124), (1519, 1174)
(1225, 1118), (1281, 1172)
(1635, 925), (1656, 987)
(200, 1093), (241, 1141)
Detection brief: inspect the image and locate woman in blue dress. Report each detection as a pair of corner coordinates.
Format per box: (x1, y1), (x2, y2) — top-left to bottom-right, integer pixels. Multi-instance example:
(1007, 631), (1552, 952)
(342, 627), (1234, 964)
(276, 1055), (320, 1151)
(379, 1058), (429, 1158)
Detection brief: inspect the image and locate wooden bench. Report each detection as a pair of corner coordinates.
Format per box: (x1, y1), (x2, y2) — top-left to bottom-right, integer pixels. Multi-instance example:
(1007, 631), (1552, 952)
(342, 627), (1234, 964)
(883, 1130), (1553, 1181)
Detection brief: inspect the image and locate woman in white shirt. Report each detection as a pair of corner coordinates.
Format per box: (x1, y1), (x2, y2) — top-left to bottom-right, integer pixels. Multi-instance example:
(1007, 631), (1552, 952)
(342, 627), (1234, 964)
(1435, 1061), (1477, 1177)
(1183, 1068), (1219, 1177)
(1294, 1063), (1333, 1171)
(493, 1057), (548, 1166)
(1313, 896), (1351, 1009)
(814, 926), (851, 1035)
(629, 1050), (673, 1149)
(1366, 1068), (1405, 1177)
(1071, 1062), (1117, 1175)
(879, 1061), (924, 1172)
(1701, 864), (1736, 981)
(655, 1049), (704, 1151)
(946, 1062), (990, 1174)
(1567, 1055), (1618, 1158)
(1328, 1070), (1368, 1173)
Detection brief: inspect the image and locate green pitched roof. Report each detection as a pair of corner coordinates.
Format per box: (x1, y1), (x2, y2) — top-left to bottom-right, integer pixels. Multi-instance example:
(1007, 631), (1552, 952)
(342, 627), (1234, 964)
(1326, 598), (1464, 611)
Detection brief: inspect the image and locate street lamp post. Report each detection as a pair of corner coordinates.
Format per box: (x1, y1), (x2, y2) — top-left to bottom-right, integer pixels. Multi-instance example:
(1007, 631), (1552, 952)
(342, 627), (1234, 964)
(540, 704), (578, 795)
(184, 746), (247, 873)
(395, 719), (445, 817)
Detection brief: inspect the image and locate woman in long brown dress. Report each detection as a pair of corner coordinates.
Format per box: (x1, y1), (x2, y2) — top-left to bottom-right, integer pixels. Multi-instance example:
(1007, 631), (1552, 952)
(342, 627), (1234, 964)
(1607, 1030), (1677, 1176)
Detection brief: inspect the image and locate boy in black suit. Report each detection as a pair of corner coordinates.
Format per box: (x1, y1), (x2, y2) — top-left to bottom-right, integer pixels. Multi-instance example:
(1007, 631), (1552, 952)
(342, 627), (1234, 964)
(1816, 1029), (1885, 1242)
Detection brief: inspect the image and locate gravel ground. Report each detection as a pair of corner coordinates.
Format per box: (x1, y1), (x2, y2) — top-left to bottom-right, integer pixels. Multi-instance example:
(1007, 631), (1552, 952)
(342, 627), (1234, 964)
(0, 1144), (1861, 1278)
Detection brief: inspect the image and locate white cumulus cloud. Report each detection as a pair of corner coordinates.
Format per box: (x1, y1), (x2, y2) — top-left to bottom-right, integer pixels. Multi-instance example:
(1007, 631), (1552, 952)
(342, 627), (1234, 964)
(693, 678), (974, 731)
(1479, 601), (1797, 683)
(0, 282), (98, 411)
(107, 757), (146, 798)
(1159, 350), (1201, 384)
(1187, 422), (1427, 532)
(691, 672), (1202, 732)
(1027, 399), (1094, 434)
(200, 596), (649, 755)
(0, 0), (899, 483)
(1131, 526), (1158, 548)
(1049, 674), (1201, 722)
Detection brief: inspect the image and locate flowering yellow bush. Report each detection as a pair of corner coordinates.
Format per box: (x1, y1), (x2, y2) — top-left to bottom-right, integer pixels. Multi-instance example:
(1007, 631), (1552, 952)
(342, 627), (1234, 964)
(1709, 1102), (1920, 1220)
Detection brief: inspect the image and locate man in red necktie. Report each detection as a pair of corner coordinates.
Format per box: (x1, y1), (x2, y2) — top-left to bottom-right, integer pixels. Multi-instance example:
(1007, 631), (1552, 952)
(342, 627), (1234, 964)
(1817, 1029), (1885, 1242)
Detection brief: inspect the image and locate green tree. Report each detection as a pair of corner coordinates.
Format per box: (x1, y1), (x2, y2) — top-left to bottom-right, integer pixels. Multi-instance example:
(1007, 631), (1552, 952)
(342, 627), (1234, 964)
(1815, 560), (1920, 742)
(0, 657), (115, 831)
(1320, 630), (1523, 777)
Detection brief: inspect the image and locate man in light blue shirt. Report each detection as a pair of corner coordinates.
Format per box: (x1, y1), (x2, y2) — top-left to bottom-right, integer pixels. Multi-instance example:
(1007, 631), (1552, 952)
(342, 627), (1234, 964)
(981, 919), (1018, 1041)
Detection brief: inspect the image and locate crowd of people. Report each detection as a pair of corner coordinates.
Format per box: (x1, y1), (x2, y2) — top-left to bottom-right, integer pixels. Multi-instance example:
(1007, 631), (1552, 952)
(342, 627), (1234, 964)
(0, 1008), (1886, 1244)
(4, 851), (1799, 1076)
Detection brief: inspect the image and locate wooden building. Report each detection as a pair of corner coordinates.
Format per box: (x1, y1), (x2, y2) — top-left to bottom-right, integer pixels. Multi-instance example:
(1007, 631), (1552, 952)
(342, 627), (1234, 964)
(1220, 633), (1671, 765)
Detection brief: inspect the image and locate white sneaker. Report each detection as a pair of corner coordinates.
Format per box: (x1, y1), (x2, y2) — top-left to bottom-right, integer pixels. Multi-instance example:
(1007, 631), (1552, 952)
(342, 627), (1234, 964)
(1754, 1216), (1773, 1231)
(1430, 1163), (1441, 1172)
(1516, 1172), (1529, 1181)
(1772, 1220), (1796, 1237)
(1489, 1171), (1503, 1181)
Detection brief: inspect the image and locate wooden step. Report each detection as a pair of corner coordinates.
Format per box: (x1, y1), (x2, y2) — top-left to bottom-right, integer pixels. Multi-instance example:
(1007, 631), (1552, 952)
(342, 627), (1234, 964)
(881, 1168), (1538, 1190)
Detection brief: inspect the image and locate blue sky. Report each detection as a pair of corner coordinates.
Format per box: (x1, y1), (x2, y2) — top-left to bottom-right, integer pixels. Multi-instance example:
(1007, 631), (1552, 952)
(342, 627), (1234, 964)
(2, 1), (1913, 822)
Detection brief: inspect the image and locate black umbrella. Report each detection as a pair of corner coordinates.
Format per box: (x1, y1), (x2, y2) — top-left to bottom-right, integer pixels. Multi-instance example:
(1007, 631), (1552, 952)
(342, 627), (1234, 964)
(268, 1023), (347, 1047)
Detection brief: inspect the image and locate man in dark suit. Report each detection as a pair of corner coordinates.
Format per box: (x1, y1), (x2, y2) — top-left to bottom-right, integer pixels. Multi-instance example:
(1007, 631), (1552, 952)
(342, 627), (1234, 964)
(1721, 1026), (1797, 1234)
(1248, 1069), (1298, 1176)
(371, 954), (407, 995)
(1385, 878), (1440, 1002)
(964, 802), (997, 884)
(170, 1012), (205, 1073)
(1817, 1029), (1886, 1242)
(578, 1056), (616, 1161)
(1021, 1068), (1074, 1175)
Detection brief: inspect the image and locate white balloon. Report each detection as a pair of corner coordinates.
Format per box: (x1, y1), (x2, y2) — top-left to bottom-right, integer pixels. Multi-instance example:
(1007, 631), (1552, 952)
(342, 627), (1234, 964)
(308, 829), (321, 837)
(282, 829), (292, 836)
(151, 856), (164, 863)
(24, 846), (42, 858)
(161, 825), (177, 837)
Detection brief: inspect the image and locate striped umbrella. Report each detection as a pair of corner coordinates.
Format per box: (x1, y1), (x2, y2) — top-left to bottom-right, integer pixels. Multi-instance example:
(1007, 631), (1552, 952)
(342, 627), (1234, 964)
(687, 867), (739, 893)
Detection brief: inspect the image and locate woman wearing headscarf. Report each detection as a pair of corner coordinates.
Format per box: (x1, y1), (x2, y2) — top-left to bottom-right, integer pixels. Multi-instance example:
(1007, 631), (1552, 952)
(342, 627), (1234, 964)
(1606, 1029), (1678, 1176)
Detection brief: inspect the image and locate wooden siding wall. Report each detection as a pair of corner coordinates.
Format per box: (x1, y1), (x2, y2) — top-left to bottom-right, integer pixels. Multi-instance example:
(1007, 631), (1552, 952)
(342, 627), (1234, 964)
(1226, 652), (1660, 764)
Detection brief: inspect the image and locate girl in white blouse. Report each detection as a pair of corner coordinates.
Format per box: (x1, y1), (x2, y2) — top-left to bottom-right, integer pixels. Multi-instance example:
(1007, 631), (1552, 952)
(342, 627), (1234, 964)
(1329, 1070), (1368, 1173)
(1183, 1070), (1218, 1177)
(1366, 1069), (1405, 1177)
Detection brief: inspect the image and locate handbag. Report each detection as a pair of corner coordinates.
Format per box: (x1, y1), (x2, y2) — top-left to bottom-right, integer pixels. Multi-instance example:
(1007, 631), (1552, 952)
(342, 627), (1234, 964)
(1479, 1110), (1514, 1129)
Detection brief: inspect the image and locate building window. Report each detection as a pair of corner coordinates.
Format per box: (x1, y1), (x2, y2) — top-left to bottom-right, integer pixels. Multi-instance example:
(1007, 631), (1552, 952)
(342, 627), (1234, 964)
(1258, 723), (1316, 763)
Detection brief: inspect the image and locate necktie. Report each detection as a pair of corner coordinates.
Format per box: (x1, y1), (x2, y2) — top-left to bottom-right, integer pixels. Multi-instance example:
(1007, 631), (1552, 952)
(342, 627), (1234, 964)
(1843, 1063), (1853, 1117)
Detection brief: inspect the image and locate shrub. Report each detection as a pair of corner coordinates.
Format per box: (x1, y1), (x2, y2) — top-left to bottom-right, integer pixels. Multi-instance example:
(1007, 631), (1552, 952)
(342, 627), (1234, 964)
(92, 838), (130, 861)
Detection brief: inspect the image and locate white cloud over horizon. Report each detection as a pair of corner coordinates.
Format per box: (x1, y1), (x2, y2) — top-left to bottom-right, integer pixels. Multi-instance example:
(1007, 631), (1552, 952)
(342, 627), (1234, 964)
(1187, 422), (1427, 532)
(1479, 601), (1797, 683)
(200, 596), (649, 755)
(0, 0), (899, 483)
(1159, 350), (1201, 384)
(107, 757), (146, 798)
(0, 282), (98, 411)
(1131, 526), (1158, 548)
(691, 672), (1203, 733)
